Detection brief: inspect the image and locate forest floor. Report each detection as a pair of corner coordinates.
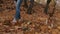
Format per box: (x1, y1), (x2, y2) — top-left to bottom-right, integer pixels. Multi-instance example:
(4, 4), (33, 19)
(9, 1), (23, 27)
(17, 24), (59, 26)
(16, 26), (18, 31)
(0, 0), (60, 34)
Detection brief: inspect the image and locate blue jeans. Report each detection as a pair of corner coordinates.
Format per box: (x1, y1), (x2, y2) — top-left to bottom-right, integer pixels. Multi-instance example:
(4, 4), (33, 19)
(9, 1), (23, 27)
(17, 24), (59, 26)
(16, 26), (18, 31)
(15, 0), (34, 20)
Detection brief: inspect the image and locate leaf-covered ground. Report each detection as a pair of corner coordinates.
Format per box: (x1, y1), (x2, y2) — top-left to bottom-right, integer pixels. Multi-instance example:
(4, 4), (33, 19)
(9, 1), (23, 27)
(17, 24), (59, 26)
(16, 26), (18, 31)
(0, 0), (60, 34)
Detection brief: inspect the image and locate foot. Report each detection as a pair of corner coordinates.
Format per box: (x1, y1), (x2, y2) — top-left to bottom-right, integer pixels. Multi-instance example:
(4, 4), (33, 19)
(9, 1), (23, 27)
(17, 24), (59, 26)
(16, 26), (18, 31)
(48, 23), (53, 28)
(11, 18), (23, 25)
(11, 18), (17, 25)
(18, 18), (23, 22)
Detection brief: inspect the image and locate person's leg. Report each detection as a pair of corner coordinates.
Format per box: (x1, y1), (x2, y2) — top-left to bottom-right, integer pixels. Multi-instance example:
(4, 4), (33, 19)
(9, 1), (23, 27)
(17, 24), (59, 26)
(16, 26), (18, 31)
(24, 0), (28, 8)
(44, 4), (49, 14)
(12, 0), (23, 23)
(44, 0), (51, 14)
(27, 0), (34, 14)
